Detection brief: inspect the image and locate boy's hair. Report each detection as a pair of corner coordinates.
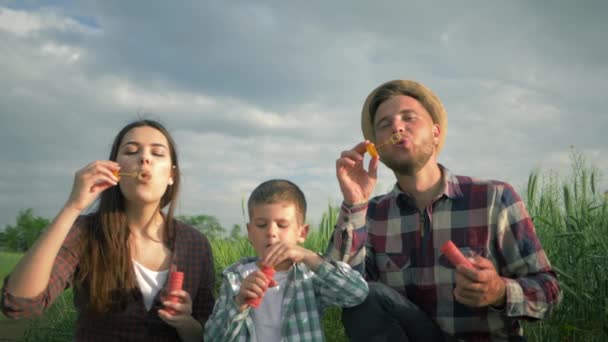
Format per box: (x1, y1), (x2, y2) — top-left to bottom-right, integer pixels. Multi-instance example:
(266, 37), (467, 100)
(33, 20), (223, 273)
(248, 179), (307, 224)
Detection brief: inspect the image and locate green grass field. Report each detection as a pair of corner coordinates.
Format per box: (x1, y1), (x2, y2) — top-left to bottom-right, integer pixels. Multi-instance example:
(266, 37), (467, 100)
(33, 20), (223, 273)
(1, 252), (22, 323)
(1, 252), (78, 341)
(0, 252), (21, 322)
(0, 252), (31, 340)
(1, 157), (607, 341)
(0, 252), (22, 287)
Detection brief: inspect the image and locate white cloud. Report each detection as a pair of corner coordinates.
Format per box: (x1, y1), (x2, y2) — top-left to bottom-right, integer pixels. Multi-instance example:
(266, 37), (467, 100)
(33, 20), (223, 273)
(41, 42), (81, 62)
(0, 6), (45, 35)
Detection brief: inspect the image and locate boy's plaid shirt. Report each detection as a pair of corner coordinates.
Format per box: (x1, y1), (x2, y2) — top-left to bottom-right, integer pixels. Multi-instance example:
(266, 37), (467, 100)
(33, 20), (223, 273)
(204, 256), (368, 341)
(327, 165), (562, 342)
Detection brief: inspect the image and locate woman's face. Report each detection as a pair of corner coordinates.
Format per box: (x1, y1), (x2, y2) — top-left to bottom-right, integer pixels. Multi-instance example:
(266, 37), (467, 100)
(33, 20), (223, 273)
(115, 126), (174, 206)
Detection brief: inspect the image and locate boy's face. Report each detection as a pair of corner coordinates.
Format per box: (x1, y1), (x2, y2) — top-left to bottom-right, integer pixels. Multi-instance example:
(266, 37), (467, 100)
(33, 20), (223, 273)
(247, 201), (308, 257)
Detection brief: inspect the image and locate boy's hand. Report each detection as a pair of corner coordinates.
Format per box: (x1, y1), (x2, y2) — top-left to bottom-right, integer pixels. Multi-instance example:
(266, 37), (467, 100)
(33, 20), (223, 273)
(261, 242), (323, 271)
(336, 141), (379, 205)
(235, 271), (277, 309)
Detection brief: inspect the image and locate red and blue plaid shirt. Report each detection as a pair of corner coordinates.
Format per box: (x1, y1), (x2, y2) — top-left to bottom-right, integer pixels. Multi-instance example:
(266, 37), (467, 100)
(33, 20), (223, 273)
(328, 165), (562, 341)
(1, 215), (215, 341)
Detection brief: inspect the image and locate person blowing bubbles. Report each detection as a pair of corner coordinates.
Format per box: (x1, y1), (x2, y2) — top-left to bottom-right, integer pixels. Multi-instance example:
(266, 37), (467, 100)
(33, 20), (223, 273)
(205, 179), (368, 341)
(327, 80), (562, 341)
(1, 120), (215, 341)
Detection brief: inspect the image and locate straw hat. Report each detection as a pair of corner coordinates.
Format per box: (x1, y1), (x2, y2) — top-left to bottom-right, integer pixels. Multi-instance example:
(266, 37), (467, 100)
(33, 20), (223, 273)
(361, 79), (447, 153)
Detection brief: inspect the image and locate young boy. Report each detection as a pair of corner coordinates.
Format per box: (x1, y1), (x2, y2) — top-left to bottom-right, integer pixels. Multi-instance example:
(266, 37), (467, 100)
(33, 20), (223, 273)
(204, 179), (368, 341)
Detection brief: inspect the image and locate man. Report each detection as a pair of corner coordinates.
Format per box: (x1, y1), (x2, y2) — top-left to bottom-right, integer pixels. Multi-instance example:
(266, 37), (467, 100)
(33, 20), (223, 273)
(327, 80), (562, 341)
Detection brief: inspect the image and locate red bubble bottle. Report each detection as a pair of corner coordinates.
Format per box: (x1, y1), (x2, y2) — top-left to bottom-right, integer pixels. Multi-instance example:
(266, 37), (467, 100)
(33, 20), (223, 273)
(440, 240), (473, 268)
(246, 265), (276, 308)
(165, 266), (184, 315)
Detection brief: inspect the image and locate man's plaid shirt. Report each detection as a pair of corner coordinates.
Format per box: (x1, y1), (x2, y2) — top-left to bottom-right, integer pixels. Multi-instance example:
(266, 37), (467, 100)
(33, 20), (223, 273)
(204, 256), (368, 341)
(327, 165), (562, 341)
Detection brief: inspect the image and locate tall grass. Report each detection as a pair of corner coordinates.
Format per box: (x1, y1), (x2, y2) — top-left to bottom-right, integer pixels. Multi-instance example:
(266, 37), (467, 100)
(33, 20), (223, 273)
(3, 155), (607, 341)
(523, 153), (608, 341)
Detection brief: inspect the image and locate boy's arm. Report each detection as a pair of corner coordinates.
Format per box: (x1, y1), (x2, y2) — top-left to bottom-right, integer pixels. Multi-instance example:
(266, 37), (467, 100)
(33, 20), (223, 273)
(325, 201), (377, 279)
(311, 256), (369, 310)
(203, 276), (250, 341)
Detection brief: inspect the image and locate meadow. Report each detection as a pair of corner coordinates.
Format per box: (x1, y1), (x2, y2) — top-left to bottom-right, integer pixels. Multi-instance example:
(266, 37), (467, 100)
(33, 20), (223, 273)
(1, 156), (606, 341)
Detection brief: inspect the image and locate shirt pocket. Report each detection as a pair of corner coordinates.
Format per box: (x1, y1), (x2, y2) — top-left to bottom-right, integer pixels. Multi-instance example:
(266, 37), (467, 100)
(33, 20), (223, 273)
(376, 252), (411, 289)
(376, 252), (411, 272)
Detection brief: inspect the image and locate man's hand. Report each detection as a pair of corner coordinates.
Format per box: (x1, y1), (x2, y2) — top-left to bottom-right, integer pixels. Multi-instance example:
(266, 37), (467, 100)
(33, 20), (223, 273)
(453, 256), (506, 308)
(336, 141), (379, 205)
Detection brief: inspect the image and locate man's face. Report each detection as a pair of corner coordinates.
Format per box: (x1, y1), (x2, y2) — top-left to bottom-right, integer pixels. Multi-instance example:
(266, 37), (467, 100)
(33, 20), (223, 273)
(373, 95), (440, 175)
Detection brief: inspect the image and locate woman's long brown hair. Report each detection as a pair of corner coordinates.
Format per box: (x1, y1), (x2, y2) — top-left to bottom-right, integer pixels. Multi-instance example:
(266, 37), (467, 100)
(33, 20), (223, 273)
(76, 119), (181, 313)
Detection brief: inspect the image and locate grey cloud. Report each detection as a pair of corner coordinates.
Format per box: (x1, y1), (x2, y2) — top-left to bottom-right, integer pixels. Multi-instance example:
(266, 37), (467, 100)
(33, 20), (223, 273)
(1, 1), (606, 231)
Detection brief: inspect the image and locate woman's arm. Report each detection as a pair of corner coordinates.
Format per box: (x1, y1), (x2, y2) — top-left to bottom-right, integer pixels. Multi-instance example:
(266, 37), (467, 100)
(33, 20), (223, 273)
(5, 160), (117, 298)
(5, 205), (81, 298)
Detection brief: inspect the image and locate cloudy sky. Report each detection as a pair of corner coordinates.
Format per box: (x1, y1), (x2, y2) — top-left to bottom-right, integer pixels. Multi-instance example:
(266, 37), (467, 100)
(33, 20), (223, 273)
(1, 1), (606, 233)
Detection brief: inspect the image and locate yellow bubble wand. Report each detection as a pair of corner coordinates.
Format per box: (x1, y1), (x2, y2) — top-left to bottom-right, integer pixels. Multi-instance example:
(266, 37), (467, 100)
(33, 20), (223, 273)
(366, 132), (403, 158)
(112, 170), (144, 181)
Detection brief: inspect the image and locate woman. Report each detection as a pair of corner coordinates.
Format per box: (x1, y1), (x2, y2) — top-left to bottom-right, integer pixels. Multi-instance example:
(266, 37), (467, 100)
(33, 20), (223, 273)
(1, 119), (215, 341)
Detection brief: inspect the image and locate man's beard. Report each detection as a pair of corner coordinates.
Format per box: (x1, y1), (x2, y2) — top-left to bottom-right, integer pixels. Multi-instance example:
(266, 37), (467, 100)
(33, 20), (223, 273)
(381, 138), (435, 176)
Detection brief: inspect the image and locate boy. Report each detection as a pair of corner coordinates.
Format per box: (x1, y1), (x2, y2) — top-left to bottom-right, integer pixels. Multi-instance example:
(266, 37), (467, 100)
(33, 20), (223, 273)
(204, 179), (368, 341)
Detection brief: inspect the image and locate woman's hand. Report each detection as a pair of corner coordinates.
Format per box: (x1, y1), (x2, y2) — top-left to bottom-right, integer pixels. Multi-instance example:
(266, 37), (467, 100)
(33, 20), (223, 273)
(65, 160), (120, 211)
(159, 290), (204, 341)
(159, 289), (194, 327)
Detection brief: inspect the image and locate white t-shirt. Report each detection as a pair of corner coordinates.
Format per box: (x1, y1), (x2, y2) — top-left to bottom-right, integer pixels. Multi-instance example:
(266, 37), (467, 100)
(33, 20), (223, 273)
(133, 259), (169, 311)
(241, 262), (289, 342)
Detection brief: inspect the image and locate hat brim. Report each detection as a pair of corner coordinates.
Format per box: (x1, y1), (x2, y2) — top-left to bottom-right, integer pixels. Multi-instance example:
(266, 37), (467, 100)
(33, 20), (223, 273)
(361, 80), (447, 153)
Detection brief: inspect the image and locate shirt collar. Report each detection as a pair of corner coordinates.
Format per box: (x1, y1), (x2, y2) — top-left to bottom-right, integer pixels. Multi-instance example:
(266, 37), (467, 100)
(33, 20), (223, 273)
(388, 164), (464, 208)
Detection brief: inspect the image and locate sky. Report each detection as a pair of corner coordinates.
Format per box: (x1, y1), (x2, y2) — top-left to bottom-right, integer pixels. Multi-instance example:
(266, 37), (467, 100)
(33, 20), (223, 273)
(1, 0), (607, 233)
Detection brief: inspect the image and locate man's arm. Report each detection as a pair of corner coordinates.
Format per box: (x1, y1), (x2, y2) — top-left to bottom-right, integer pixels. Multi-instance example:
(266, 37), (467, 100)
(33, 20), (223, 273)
(312, 257), (369, 309)
(325, 201), (378, 280)
(494, 184), (563, 320)
(327, 141), (379, 277)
